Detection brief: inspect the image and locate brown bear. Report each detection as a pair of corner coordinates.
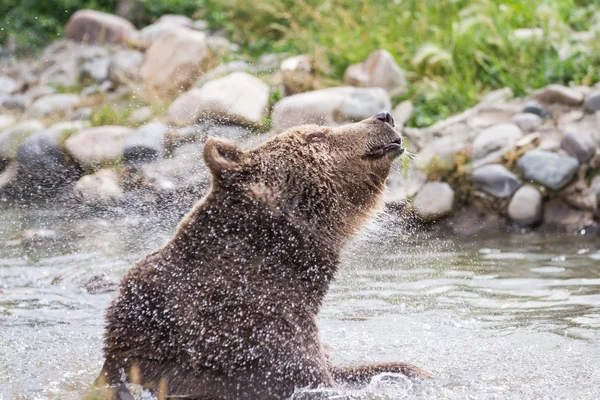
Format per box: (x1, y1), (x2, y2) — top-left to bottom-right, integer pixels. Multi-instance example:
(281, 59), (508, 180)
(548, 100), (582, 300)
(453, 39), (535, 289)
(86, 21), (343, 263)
(98, 112), (431, 399)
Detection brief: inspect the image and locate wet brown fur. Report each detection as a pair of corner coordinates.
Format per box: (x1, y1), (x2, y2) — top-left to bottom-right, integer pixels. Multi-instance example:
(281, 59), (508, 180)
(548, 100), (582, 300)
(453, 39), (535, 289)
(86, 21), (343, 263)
(99, 116), (431, 399)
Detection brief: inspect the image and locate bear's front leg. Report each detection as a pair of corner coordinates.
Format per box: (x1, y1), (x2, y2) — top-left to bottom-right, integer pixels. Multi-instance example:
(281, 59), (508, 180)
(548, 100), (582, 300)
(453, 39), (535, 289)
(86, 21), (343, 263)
(331, 362), (433, 387)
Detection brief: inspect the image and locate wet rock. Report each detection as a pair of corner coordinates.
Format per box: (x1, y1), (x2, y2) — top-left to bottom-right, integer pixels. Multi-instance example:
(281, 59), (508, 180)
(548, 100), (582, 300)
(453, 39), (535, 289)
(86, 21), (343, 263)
(584, 90), (600, 113)
(472, 164), (521, 198)
(391, 101), (413, 128)
(561, 131), (597, 163)
(123, 122), (167, 167)
(522, 103), (550, 119)
(472, 123), (523, 160)
(543, 199), (594, 232)
(81, 57), (110, 83)
(65, 126), (135, 168)
(512, 112), (542, 133)
(383, 169), (427, 207)
(445, 205), (505, 236)
(0, 163), (17, 191)
(141, 28), (209, 95)
(28, 94), (79, 118)
(343, 49), (406, 96)
(412, 181), (454, 222)
(280, 55), (313, 95)
(517, 150), (579, 190)
(129, 106), (153, 125)
(507, 185), (542, 225)
(1, 94), (29, 112)
(0, 115), (15, 131)
(271, 87), (391, 132)
(0, 120), (45, 166)
(168, 125), (206, 146)
(15, 130), (84, 195)
(0, 76), (20, 94)
(531, 84), (584, 106)
(169, 72), (270, 127)
(65, 9), (136, 46)
(108, 49), (144, 84)
(74, 169), (124, 207)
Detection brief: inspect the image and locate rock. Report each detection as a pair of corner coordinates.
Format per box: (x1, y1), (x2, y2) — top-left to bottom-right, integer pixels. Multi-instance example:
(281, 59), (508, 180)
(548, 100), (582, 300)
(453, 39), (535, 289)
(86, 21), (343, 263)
(0, 115), (15, 131)
(72, 107), (93, 121)
(592, 175), (600, 206)
(74, 169), (124, 206)
(129, 106), (153, 124)
(81, 57), (110, 83)
(169, 125), (206, 146)
(28, 94), (79, 118)
(0, 76), (20, 94)
(108, 49), (144, 84)
(531, 84), (584, 106)
(25, 86), (56, 102)
(561, 131), (597, 163)
(123, 122), (167, 167)
(1, 94), (29, 112)
(584, 90), (600, 113)
(471, 164), (521, 198)
(414, 132), (469, 170)
(412, 181), (454, 222)
(517, 150), (579, 190)
(192, 20), (208, 31)
(206, 36), (238, 56)
(543, 199), (594, 232)
(522, 103), (550, 119)
(271, 87), (391, 132)
(0, 120), (45, 166)
(48, 120), (90, 134)
(15, 130), (84, 195)
(133, 22), (181, 50)
(40, 60), (79, 88)
(507, 185), (542, 225)
(141, 28), (209, 95)
(195, 61), (256, 88)
(472, 123), (523, 160)
(391, 101), (413, 128)
(512, 113), (542, 133)
(65, 9), (136, 46)
(156, 14), (194, 27)
(280, 55), (313, 95)
(343, 49), (406, 96)
(557, 110), (584, 126)
(65, 126), (135, 168)
(206, 124), (250, 142)
(169, 72), (270, 127)
(0, 163), (17, 191)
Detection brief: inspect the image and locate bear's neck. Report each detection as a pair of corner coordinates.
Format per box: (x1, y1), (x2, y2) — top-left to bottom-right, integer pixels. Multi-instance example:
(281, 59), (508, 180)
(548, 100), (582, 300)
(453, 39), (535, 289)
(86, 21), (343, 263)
(170, 188), (346, 313)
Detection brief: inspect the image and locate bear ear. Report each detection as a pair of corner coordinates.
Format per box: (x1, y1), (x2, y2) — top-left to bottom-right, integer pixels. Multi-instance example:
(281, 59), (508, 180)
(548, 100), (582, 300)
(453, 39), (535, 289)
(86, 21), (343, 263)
(203, 137), (245, 176)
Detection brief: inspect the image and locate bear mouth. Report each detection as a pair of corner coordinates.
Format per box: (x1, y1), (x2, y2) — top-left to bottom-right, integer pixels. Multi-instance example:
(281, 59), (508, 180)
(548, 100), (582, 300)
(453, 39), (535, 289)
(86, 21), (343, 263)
(363, 138), (404, 159)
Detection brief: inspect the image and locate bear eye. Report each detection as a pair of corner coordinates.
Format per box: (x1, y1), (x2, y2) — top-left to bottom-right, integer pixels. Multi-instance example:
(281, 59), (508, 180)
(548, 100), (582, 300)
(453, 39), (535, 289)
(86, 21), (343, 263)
(305, 132), (326, 143)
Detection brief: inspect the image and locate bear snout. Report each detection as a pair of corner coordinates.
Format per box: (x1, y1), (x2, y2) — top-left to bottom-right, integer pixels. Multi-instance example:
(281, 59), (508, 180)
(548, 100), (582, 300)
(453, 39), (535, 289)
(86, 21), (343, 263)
(374, 112), (395, 127)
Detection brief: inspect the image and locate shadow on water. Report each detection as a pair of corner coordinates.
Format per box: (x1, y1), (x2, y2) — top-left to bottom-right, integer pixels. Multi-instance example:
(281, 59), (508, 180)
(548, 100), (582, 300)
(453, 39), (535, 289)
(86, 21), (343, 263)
(1, 207), (599, 399)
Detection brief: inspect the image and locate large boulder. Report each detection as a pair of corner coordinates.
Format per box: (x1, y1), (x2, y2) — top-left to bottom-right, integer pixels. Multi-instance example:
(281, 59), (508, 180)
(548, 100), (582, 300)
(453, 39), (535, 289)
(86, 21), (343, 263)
(65, 9), (136, 46)
(81, 57), (110, 83)
(472, 123), (523, 160)
(279, 55), (313, 95)
(271, 87), (391, 132)
(0, 76), (20, 94)
(108, 49), (144, 84)
(168, 72), (270, 127)
(344, 50), (406, 96)
(74, 169), (124, 207)
(28, 94), (79, 118)
(471, 164), (521, 198)
(65, 126), (135, 168)
(15, 130), (84, 195)
(141, 28), (209, 96)
(131, 15), (192, 50)
(507, 185), (543, 226)
(412, 181), (454, 222)
(0, 120), (45, 167)
(123, 122), (167, 167)
(517, 150), (579, 191)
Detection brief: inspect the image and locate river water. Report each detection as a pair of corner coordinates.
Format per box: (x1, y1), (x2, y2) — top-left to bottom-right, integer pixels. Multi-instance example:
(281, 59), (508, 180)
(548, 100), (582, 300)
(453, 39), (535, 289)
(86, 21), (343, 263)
(1, 206), (599, 399)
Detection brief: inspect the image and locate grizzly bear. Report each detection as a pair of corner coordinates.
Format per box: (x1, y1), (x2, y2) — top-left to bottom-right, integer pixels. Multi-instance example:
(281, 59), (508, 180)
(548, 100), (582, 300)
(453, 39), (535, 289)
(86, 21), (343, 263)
(98, 112), (431, 399)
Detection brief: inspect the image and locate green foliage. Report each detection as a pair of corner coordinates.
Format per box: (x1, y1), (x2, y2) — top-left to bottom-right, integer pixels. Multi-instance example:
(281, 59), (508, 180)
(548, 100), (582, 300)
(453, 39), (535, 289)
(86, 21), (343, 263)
(90, 103), (133, 127)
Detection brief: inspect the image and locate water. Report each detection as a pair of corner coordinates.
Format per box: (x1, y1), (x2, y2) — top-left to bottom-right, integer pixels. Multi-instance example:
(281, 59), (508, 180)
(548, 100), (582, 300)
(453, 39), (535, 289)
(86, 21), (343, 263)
(1, 207), (599, 399)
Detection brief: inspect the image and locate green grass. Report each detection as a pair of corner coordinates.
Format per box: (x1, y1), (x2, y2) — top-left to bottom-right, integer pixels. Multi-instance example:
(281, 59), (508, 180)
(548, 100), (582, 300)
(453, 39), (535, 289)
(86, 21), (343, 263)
(3, 0), (600, 127)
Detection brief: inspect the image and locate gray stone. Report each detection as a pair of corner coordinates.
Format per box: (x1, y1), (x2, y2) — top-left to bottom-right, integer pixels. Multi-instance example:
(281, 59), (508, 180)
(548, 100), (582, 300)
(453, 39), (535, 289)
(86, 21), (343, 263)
(532, 84), (584, 105)
(108, 49), (144, 84)
(25, 86), (56, 102)
(81, 57), (110, 83)
(72, 107), (93, 121)
(48, 120), (90, 134)
(65, 125), (135, 168)
(344, 49), (406, 96)
(15, 130), (84, 194)
(0, 163), (17, 191)
(512, 113), (542, 133)
(507, 185), (542, 225)
(0, 120), (45, 165)
(517, 150), (579, 190)
(471, 164), (521, 198)
(206, 125), (250, 142)
(280, 55), (313, 95)
(207, 36), (238, 56)
(522, 104), (550, 119)
(1, 94), (29, 111)
(123, 122), (167, 167)
(271, 86), (391, 132)
(591, 175), (600, 206)
(0, 115), (16, 131)
(28, 94), (79, 118)
(584, 90), (600, 113)
(129, 106), (153, 124)
(472, 123), (523, 159)
(0, 76), (20, 94)
(561, 131), (597, 163)
(391, 101), (413, 128)
(412, 181), (454, 222)
(195, 61), (256, 88)
(65, 9), (136, 46)
(74, 169), (124, 206)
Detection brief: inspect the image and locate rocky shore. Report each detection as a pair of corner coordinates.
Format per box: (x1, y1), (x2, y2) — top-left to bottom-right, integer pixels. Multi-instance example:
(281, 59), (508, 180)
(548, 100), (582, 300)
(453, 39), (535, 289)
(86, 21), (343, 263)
(1, 9), (600, 234)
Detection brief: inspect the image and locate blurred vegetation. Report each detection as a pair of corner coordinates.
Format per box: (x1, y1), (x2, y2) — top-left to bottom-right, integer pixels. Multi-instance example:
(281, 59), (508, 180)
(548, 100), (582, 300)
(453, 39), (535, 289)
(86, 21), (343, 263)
(2, 0), (600, 127)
